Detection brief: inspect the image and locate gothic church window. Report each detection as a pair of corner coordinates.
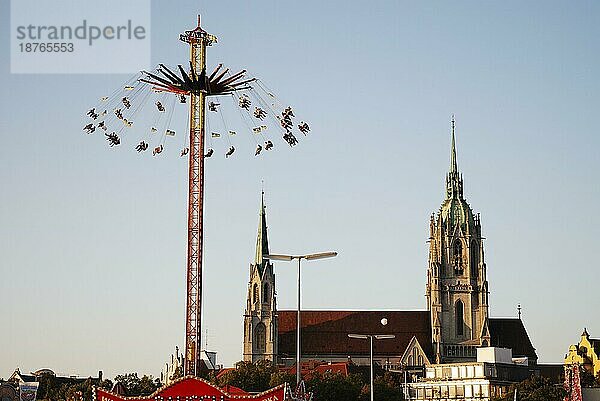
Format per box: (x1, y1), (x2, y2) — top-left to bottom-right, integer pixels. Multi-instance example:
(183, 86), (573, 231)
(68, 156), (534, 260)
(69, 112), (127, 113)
(470, 240), (478, 277)
(411, 348), (420, 366)
(456, 300), (464, 336)
(255, 323), (266, 352)
(454, 240), (463, 275)
(263, 283), (270, 303)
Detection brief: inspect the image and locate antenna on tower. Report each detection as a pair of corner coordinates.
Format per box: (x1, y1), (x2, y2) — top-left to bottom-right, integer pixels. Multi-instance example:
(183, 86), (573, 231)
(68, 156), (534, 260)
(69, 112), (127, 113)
(517, 304), (522, 320)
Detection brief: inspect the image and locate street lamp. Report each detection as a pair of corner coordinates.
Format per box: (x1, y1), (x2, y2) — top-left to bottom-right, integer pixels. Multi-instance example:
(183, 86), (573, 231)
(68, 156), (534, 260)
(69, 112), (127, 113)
(264, 251), (338, 385)
(347, 329), (395, 401)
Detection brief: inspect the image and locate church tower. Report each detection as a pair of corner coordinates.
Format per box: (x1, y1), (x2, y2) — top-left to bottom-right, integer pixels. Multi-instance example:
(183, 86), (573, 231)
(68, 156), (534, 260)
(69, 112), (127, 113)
(426, 118), (490, 363)
(243, 192), (278, 362)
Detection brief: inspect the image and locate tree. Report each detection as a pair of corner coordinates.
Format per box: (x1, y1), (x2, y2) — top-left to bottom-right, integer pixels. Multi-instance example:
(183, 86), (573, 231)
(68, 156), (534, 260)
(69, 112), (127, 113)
(64, 379), (95, 401)
(493, 375), (566, 401)
(113, 373), (161, 397)
(36, 372), (59, 400)
(359, 372), (404, 401)
(35, 372), (73, 401)
(269, 370), (296, 389)
(215, 361), (276, 393)
(31, 373), (111, 401)
(580, 369), (600, 388)
(306, 372), (364, 401)
(99, 380), (113, 391)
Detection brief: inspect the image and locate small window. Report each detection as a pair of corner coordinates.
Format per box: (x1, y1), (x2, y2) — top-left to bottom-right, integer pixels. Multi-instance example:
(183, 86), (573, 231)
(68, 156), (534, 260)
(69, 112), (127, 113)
(456, 300), (464, 336)
(454, 240), (462, 255)
(253, 284), (259, 304)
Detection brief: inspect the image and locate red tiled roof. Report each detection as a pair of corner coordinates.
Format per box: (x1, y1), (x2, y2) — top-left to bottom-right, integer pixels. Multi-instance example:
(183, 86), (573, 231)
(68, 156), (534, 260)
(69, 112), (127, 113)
(312, 362), (350, 376)
(215, 368), (234, 380)
(278, 310), (432, 359)
(489, 318), (538, 360)
(279, 361), (350, 378)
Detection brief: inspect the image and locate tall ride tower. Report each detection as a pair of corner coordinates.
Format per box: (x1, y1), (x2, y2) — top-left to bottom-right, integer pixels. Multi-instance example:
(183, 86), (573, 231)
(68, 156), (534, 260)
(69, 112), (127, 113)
(426, 118), (490, 363)
(102, 14), (303, 377)
(179, 17), (214, 377)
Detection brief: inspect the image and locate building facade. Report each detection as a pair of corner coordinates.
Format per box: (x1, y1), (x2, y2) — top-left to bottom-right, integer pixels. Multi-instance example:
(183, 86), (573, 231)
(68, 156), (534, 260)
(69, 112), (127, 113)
(427, 118), (490, 363)
(565, 328), (600, 379)
(404, 348), (536, 401)
(242, 193), (278, 362)
(242, 120), (537, 368)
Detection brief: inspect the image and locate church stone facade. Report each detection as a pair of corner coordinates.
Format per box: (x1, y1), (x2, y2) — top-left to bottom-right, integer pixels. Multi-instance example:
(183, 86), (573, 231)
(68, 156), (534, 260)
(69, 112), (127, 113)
(426, 118), (490, 363)
(242, 120), (537, 367)
(242, 193), (278, 362)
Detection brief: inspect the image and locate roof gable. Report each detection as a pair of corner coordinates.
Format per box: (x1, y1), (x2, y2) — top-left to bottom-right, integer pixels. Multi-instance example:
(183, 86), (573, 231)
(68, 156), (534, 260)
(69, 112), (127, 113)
(489, 318), (537, 360)
(400, 336), (431, 366)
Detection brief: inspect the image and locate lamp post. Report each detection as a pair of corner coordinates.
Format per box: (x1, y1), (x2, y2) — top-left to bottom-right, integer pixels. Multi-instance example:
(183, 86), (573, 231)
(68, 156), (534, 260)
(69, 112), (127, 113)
(264, 251), (337, 385)
(348, 326), (395, 401)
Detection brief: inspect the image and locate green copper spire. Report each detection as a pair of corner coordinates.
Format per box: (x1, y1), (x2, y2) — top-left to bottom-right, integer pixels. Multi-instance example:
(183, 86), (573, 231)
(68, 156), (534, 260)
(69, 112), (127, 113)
(445, 116), (463, 201)
(254, 190), (270, 270)
(441, 116), (475, 228)
(450, 115), (458, 174)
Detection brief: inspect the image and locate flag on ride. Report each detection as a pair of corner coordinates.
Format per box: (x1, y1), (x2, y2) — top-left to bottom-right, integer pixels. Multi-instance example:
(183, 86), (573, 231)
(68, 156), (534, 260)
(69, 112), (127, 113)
(19, 382), (38, 401)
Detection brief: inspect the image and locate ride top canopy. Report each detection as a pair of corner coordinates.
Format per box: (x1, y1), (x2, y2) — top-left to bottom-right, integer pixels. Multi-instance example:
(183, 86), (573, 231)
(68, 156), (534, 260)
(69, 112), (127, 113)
(95, 377), (287, 401)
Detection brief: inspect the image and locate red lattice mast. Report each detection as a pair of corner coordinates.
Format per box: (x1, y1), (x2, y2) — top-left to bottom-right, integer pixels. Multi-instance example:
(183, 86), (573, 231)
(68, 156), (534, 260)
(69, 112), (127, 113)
(140, 16), (253, 376)
(180, 16), (210, 377)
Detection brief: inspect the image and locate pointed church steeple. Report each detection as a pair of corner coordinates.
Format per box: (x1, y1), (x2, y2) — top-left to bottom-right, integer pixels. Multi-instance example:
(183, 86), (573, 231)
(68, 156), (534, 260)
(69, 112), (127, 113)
(450, 116), (458, 174)
(244, 189), (278, 363)
(254, 191), (270, 272)
(428, 118), (489, 362)
(446, 116), (464, 201)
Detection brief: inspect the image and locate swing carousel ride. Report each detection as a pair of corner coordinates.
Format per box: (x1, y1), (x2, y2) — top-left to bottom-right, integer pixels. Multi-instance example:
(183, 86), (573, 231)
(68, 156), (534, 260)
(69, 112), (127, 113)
(82, 16), (311, 390)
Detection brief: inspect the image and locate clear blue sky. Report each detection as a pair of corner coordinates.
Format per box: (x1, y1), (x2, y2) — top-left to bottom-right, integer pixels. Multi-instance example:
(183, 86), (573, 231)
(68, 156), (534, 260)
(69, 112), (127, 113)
(1, 0), (599, 380)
